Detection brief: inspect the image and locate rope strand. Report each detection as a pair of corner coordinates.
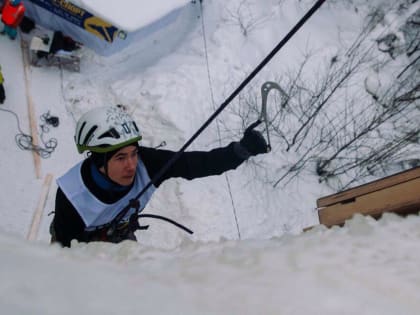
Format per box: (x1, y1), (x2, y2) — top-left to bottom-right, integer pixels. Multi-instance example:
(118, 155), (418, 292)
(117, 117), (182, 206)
(108, 0), (328, 229)
(199, 0), (242, 240)
(0, 107), (58, 158)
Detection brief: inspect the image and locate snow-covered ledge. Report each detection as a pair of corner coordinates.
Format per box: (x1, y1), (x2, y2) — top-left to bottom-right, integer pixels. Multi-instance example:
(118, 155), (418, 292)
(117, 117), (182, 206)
(73, 0), (191, 32)
(24, 0), (196, 56)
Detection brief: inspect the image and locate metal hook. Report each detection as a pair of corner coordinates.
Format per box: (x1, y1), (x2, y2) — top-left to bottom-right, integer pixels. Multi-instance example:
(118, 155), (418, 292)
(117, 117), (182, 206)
(258, 81), (288, 152)
(259, 81), (287, 122)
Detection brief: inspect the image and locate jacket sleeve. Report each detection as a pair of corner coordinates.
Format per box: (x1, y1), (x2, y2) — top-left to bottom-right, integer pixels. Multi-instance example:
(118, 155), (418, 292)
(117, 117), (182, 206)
(139, 142), (246, 187)
(52, 187), (86, 247)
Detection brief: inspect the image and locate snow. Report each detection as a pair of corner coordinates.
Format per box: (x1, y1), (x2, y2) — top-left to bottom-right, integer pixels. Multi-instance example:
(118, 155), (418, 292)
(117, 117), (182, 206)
(1, 0), (419, 314)
(2, 213), (420, 314)
(72, 0), (192, 32)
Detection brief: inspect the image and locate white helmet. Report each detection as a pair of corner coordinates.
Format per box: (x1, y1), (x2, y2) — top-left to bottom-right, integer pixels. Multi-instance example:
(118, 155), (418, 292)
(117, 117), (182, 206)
(75, 106), (142, 153)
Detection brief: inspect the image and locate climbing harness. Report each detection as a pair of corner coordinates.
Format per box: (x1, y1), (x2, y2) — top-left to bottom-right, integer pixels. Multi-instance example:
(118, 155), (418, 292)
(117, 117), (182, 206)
(84, 213), (193, 244)
(105, 0), (327, 237)
(104, 200), (193, 241)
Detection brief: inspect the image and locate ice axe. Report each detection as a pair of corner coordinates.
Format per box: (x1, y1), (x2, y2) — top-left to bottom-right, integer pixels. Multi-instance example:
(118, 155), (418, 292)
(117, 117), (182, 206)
(246, 81), (287, 152)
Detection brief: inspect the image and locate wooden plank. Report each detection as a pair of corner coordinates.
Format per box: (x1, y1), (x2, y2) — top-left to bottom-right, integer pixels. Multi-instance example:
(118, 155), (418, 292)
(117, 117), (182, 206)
(27, 173), (53, 241)
(21, 37), (42, 179)
(317, 166), (420, 208)
(318, 177), (420, 227)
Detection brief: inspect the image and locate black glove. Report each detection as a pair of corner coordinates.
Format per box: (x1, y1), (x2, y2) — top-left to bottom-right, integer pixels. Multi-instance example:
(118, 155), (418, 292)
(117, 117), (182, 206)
(234, 127), (268, 159)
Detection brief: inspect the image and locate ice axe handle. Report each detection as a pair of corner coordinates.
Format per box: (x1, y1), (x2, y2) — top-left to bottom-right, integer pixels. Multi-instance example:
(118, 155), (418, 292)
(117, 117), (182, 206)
(245, 120), (271, 153)
(245, 120), (262, 132)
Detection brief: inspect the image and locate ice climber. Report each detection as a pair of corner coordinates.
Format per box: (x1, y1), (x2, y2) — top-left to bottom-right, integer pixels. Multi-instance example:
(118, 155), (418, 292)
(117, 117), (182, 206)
(0, 0), (25, 40)
(50, 106), (269, 247)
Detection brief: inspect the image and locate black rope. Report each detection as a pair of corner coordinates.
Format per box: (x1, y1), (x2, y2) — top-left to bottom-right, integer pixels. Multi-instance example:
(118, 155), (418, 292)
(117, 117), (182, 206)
(138, 214), (193, 234)
(0, 107), (59, 158)
(108, 0), (327, 229)
(41, 111), (60, 127)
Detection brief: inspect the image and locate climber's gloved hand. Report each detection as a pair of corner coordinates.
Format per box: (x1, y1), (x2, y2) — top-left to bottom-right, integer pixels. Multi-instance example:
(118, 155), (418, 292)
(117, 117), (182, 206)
(234, 125), (268, 159)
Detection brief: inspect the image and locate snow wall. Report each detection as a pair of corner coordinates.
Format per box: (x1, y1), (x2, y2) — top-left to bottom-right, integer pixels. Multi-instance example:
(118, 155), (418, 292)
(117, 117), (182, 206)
(23, 0), (196, 56)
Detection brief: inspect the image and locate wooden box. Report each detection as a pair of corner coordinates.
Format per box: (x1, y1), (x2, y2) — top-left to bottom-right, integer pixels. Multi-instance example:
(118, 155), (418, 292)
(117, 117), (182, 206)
(316, 167), (420, 227)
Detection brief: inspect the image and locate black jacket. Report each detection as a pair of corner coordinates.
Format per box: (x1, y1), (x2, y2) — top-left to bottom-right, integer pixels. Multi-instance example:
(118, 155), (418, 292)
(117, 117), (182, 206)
(52, 143), (246, 247)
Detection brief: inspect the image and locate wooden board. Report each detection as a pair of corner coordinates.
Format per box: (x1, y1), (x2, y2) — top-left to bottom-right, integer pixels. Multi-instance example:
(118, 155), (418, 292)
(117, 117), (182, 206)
(27, 173), (53, 241)
(21, 37), (42, 179)
(316, 167), (420, 228)
(317, 166), (420, 207)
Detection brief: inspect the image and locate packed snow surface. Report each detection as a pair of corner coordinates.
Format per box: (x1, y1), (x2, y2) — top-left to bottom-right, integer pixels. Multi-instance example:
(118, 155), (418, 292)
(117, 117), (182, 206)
(1, 0), (419, 314)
